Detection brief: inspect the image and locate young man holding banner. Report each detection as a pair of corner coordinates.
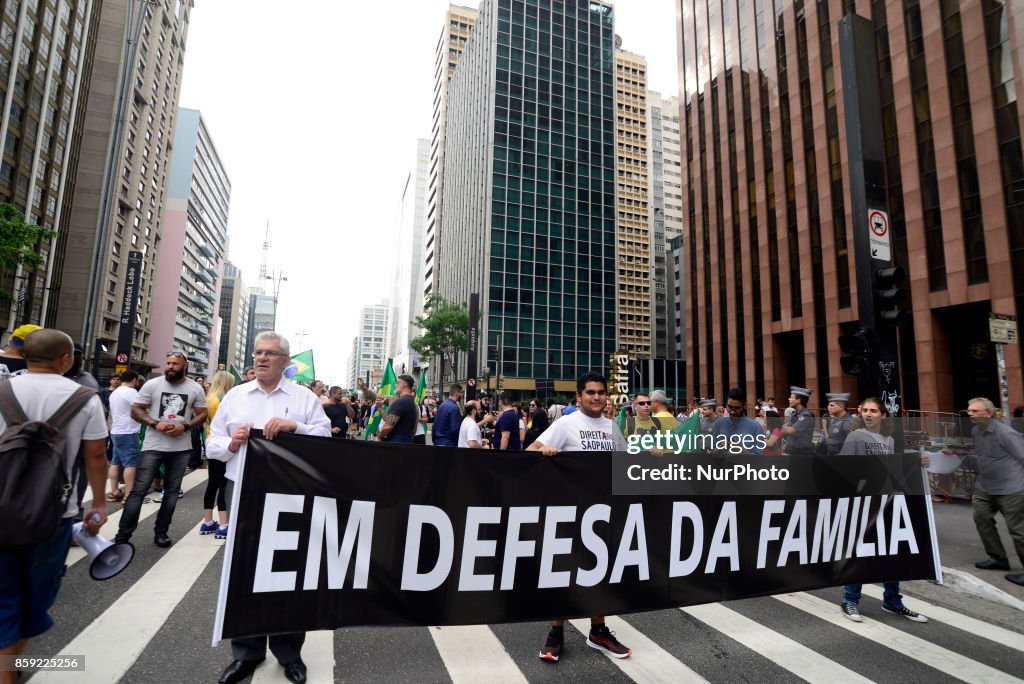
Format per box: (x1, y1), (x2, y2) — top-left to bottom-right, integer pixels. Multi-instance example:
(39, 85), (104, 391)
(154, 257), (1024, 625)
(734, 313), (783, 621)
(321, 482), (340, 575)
(207, 331), (330, 684)
(527, 372), (631, 663)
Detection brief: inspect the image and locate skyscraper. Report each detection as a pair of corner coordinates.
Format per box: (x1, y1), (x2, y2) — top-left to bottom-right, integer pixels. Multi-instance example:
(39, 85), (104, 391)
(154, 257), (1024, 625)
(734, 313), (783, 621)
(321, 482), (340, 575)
(217, 260), (250, 373)
(148, 108), (229, 377)
(52, 0), (192, 369)
(440, 0), (618, 394)
(679, 0), (1023, 412)
(423, 4), (478, 305)
(0, 0), (101, 334)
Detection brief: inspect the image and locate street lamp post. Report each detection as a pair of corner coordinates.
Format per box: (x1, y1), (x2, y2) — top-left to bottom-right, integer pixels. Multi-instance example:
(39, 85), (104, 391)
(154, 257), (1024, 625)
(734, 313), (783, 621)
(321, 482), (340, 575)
(263, 270), (287, 331)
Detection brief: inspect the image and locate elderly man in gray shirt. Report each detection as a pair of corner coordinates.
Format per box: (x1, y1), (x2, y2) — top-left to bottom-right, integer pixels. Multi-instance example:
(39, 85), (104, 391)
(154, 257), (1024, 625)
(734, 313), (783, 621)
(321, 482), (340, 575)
(968, 397), (1024, 587)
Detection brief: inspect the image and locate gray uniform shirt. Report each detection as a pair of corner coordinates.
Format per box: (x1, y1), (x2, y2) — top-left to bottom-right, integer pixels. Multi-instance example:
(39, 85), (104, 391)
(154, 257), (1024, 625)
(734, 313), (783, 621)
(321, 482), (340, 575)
(136, 376), (207, 452)
(826, 413), (855, 455)
(785, 407), (816, 453)
(971, 419), (1024, 495)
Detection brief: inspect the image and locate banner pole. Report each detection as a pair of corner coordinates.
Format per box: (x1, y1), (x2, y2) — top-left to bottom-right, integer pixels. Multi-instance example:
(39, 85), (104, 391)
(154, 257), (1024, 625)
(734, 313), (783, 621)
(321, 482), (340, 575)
(211, 443), (247, 646)
(922, 465), (943, 585)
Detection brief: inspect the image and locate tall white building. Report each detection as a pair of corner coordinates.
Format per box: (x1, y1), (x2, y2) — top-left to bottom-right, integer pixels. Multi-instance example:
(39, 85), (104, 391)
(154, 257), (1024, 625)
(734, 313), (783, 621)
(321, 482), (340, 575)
(647, 90), (683, 360)
(350, 302), (389, 389)
(387, 138), (430, 375)
(422, 4), (477, 304)
(147, 108), (230, 377)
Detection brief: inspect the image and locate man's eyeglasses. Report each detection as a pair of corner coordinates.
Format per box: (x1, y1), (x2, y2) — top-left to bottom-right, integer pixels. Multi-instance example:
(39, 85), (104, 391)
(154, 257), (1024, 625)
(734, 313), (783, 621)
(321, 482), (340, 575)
(727, 404), (744, 412)
(166, 351), (186, 359)
(636, 400), (651, 406)
(252, 350), (287, 359)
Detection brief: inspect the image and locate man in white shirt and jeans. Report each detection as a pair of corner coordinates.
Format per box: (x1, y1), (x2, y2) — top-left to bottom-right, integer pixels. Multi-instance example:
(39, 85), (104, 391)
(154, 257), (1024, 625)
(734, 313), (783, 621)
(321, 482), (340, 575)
(207, 331), (330, 684)
(0, 329), (108, 674)
(107, 369), (141, 502)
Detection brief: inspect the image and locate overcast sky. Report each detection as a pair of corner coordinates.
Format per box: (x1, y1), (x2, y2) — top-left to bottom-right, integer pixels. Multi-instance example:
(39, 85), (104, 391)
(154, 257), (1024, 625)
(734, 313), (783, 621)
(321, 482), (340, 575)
(178, 0), (679, 386)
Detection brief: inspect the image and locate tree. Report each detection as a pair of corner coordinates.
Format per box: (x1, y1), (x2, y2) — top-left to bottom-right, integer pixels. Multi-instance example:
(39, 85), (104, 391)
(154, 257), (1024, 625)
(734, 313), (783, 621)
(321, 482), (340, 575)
(0, 202), (56, 302)
(410, 294), (469, 384)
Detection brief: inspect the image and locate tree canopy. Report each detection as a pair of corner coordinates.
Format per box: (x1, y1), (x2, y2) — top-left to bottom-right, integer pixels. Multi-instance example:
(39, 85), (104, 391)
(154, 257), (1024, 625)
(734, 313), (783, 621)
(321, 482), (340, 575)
(0, 202), (55, 301)
(410, 294), (469, 382)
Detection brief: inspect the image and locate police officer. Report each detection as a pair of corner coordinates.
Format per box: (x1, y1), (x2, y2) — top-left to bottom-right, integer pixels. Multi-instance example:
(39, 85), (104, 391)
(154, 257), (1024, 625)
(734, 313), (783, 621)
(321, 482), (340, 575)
(699, 398), (717, 435)
(782, 386), (815, 454)
(822, 392), (855, 455)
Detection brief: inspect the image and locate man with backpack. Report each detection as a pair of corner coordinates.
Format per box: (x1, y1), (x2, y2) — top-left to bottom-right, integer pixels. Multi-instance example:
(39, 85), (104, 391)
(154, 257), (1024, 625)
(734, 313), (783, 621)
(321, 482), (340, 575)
(0, 329), (108, 672)
(622, 393), (663, 438)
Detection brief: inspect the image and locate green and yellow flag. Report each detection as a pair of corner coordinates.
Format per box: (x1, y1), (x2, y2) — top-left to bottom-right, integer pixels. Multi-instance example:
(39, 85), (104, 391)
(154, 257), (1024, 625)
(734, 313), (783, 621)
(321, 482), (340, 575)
(286, 350), (315, 384)
(616, 406), (628, 435)
(229, 365), (243, 384)
(364, 403), (386, 440)
(671, 411), (701, 452)
(379, 358), (397, 397)
(415, 370), (427, 404)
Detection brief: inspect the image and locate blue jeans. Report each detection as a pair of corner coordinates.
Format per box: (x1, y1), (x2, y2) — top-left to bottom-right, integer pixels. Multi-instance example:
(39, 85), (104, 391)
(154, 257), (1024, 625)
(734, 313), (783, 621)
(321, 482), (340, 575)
(0, 518), (73, 648)
(116, 449), (191, 542)
(843, 581), (903, 608)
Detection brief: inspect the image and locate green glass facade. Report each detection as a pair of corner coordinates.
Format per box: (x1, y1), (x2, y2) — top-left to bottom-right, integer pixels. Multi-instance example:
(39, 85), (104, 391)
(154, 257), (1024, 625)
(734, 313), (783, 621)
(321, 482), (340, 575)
(442, 0), (618, 385)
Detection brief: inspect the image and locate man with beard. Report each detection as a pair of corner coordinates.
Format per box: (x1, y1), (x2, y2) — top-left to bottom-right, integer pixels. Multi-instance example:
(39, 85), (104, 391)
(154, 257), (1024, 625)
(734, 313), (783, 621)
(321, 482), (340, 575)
(114, 351), (207, 548)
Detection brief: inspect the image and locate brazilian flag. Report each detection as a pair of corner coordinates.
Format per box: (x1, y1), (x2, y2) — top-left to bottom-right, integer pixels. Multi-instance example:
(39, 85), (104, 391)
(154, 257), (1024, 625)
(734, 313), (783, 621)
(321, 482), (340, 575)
(285, 350), (315, 383)
(378, 358), (397, 397)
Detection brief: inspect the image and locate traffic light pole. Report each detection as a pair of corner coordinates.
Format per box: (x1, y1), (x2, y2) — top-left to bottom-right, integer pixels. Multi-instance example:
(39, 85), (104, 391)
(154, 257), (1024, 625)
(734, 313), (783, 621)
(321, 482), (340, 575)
(839, 14), (904, 424)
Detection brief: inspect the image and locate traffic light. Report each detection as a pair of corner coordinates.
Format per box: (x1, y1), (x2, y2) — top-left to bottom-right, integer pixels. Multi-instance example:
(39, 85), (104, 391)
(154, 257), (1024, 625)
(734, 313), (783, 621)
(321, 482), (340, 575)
(875, 266), (911, 326)
(839, 329), (873, 376)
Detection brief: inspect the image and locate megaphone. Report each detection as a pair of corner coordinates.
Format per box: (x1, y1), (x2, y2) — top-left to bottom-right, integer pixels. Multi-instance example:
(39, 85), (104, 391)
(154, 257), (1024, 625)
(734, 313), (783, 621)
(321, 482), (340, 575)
(72, 522), (135, 581)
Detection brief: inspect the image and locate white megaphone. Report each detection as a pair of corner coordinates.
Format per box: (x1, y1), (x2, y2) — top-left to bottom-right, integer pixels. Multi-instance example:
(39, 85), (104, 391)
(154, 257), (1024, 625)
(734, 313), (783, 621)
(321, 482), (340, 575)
(72, 520), (135, 581)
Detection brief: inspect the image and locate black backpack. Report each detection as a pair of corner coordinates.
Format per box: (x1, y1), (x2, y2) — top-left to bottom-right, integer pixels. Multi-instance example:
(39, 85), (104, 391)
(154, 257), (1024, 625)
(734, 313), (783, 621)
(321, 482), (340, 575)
(0, 382), (95, 550)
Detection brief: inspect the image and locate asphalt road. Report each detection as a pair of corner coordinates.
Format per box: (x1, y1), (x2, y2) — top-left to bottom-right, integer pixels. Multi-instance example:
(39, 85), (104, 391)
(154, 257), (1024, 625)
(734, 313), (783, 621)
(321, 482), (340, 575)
(18, 469), (1024, 684)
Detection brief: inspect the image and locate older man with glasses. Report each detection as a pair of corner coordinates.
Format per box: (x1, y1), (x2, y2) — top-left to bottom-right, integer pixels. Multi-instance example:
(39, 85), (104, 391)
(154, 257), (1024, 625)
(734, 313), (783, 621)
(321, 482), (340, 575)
(207, 331), (331, 684)
(115, 351), (208, 548)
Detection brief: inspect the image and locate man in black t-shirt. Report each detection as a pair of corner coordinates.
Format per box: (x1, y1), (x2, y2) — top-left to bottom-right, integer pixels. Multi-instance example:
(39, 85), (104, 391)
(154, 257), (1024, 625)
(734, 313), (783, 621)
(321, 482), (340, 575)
(323, 386), (349, 438)
(379, 374), (418, 444)
(494, 392), (522, 451)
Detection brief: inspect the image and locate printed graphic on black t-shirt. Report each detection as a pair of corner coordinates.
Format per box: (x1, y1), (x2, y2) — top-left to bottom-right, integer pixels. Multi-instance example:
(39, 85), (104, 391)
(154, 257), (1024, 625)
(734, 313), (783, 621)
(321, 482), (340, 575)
(159, 392), (189, 421)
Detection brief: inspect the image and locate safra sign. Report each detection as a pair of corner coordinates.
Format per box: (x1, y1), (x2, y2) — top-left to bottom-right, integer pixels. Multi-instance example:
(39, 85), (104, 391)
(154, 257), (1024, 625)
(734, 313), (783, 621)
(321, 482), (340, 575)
(609, 352), (631, 407)
(867, 208), (891, 261)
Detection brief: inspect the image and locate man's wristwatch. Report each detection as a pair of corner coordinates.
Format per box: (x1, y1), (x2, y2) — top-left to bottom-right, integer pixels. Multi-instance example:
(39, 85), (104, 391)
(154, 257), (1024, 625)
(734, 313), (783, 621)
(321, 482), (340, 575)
(149, 419), (158, 428)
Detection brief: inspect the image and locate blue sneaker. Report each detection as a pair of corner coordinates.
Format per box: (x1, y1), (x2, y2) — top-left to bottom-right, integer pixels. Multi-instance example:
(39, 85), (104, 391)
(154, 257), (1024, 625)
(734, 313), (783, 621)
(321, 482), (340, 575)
(215, 524), (228, 539)
(199, 520), (217, 535)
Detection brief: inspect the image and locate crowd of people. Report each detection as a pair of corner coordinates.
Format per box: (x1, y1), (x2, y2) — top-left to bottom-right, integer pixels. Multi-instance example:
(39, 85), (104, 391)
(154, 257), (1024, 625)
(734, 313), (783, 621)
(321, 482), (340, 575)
(0, 323), (1022, 683)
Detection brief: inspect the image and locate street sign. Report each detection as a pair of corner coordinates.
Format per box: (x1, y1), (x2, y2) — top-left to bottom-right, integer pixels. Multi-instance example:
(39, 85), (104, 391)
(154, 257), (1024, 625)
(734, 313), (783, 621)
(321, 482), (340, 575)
(115, 364), (127, 374)
(867, 208), (891, 261)
(115, 352), (129, 364)
(990, 312), (1018, 344)
(467, 377), (476, 388)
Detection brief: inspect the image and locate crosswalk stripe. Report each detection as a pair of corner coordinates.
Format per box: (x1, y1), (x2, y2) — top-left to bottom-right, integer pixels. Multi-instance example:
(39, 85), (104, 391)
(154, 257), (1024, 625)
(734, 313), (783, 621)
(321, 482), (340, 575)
(569, 616), (707, 683)
(859, 584), (1024, 653)
(249, 630), (336, 684)
(33, 521), (223, 683)
(681, 603), (872, 683)
(429, 625), (528, 683)
(67, 469), (209, 569)
(775, 592), (1024, 683)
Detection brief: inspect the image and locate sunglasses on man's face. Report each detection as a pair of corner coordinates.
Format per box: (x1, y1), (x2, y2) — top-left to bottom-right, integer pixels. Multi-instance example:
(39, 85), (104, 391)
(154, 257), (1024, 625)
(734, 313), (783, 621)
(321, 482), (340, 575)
(166, 352), (186, 359)
(636, 400), (651, 406)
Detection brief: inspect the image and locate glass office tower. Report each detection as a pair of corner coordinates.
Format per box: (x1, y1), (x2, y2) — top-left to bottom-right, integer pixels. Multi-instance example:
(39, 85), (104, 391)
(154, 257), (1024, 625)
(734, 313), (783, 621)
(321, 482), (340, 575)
(441, 0), (617, 393)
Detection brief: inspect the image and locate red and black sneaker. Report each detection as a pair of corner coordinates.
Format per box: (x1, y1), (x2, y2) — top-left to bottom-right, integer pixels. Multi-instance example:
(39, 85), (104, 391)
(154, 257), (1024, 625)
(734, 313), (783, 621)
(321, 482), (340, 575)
(538, 627), (564, 662)
(587, 624), (631, 659)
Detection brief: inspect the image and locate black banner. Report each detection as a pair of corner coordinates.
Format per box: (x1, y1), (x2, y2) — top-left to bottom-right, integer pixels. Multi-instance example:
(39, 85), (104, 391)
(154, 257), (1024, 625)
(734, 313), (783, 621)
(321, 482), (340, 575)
(214, 435), (940, 641)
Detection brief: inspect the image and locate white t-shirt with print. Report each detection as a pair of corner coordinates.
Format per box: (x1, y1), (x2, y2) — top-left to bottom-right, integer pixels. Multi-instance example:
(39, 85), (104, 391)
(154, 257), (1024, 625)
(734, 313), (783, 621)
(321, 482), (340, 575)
(533, 410), (627, 452)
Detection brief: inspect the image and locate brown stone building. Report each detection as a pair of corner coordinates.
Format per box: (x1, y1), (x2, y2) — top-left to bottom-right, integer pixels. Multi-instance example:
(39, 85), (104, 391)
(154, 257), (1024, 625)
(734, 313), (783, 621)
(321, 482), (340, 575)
(679, 0), (1023, 413)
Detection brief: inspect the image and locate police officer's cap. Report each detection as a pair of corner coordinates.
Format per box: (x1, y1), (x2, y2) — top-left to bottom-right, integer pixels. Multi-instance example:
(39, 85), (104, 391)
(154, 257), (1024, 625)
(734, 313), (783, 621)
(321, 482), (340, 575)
(826, 393), (851, 404)
(790, 386), (813, 399)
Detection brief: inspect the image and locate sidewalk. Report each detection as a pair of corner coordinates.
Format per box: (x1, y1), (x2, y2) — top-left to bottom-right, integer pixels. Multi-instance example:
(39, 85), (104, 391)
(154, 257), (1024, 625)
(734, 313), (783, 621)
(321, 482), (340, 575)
(932, 498), (1024, 605)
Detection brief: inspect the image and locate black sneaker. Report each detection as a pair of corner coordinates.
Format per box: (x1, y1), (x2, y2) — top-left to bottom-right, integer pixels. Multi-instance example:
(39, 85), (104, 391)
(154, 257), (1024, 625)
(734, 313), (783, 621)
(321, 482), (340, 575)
(882, 604), (928, 623)
(587, 624), (631, 659)
(840, 602), (864, 622)
(538, 627), (564, 662)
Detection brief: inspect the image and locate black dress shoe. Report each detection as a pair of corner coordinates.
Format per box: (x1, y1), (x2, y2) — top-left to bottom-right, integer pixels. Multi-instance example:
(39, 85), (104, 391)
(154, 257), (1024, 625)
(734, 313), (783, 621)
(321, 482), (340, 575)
(282, 657), (307, 684)
(975, 559), (1011, 570)
(218, 657), (264, 684)
(154, 532), (172, 548)
(1007, 573), (1024, 587)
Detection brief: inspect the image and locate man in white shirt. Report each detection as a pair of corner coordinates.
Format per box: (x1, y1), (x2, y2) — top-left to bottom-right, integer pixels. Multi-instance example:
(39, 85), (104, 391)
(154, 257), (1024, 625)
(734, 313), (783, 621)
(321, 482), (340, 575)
(107, 369), (141, 502)
(527, 372), (629, 664)
(457, 401), (488, 448)
(0, 329), (108, 669)
(207, 331), (330, 684)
